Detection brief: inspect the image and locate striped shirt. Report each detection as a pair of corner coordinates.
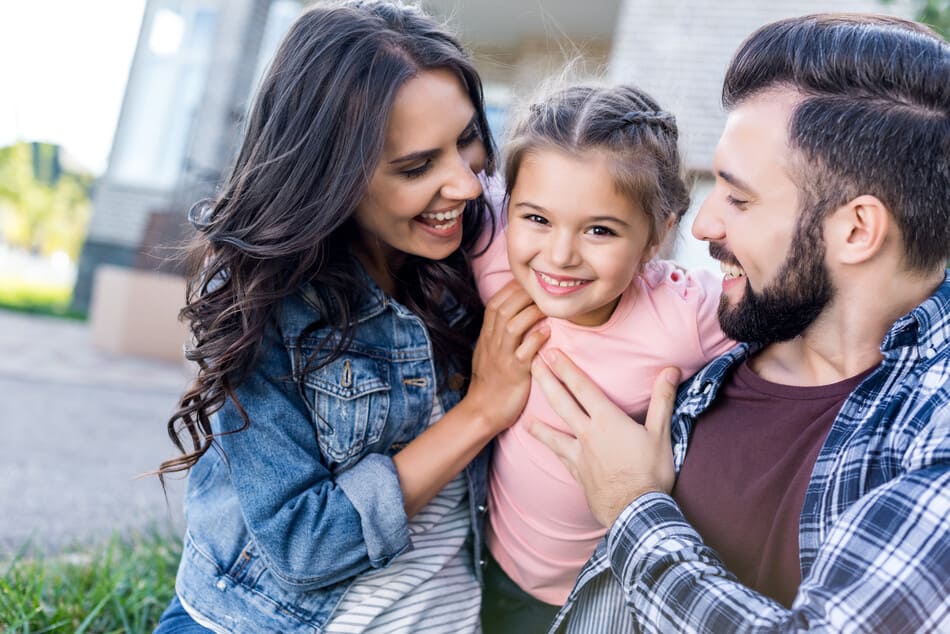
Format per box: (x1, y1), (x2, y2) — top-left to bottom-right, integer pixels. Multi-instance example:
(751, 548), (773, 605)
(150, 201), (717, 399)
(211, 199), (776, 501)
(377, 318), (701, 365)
(325, 397), (480, 634)
(551, 273), (950, 633)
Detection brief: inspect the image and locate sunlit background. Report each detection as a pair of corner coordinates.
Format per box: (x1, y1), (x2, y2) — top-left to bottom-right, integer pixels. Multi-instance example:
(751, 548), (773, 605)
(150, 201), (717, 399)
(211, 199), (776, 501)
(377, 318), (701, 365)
(0, 0), (945, 630)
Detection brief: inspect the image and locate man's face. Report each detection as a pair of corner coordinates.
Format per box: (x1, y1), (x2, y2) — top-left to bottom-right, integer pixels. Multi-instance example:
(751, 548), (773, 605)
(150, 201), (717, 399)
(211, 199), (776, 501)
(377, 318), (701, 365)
(692, 90), (833, 344)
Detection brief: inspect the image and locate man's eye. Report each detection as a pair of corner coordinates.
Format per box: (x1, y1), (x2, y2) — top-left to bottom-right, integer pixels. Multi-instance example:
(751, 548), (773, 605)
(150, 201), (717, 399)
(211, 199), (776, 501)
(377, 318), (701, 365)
(726, 194), (749, 209)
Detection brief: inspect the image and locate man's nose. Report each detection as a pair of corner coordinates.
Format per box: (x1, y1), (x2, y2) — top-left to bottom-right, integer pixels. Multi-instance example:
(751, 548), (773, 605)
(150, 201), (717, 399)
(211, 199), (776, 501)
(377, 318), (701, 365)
(692, 195), (726, 243)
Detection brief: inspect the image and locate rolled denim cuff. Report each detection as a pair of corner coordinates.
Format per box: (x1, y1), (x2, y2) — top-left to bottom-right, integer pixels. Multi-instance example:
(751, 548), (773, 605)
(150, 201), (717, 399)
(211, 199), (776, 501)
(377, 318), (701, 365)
(336, 453), (411, 567)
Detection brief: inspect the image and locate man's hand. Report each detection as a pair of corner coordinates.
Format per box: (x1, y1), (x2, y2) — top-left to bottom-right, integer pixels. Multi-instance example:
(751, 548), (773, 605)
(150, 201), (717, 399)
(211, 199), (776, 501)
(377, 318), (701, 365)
(528, 349), (680, 527)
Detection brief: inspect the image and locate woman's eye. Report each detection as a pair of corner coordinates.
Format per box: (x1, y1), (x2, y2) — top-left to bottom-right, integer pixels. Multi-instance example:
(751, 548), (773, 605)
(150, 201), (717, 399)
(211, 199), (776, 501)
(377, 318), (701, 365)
(402, 161), (432, 179)
(458, 125), (481, 147)
(725, 194), (749, 209)
(586, 225), (616, 237)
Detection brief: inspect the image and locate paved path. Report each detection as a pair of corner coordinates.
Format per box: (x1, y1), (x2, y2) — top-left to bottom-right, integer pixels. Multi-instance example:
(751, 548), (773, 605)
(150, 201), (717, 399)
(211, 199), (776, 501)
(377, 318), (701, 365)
(0, 310), (191, 553)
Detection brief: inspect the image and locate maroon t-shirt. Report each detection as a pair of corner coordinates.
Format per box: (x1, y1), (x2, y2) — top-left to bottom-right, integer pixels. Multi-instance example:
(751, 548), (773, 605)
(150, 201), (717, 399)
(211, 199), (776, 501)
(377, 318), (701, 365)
(672, 361), (875, 607)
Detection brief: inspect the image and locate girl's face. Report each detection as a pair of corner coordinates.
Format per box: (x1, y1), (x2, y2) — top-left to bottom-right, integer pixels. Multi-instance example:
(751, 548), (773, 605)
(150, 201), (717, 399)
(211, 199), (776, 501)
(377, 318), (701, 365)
(506, 148), (655, 327)
(353, 68), (487, 283)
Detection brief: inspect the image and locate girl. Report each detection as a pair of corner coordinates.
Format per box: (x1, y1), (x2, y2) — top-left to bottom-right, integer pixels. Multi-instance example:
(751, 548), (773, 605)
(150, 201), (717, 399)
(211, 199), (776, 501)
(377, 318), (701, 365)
(473, 84), (734, 632)
(154, 2), (548, 633)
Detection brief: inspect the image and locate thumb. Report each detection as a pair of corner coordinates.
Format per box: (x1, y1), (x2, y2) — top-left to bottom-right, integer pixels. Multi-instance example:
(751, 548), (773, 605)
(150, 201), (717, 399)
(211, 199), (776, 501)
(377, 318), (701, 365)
(645, 367), (680, 441)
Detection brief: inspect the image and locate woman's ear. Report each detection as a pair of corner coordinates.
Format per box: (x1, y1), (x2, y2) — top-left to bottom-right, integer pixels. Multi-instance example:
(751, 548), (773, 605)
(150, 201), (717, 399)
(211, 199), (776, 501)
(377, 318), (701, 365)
(825, 195), (891, 266)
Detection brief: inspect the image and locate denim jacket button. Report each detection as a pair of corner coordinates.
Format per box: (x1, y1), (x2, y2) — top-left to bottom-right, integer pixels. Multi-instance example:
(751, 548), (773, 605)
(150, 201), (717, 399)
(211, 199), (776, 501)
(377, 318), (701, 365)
(479, 559), (487, 568)
(216, 578), (227, 591)
(477, 504), (487, 514)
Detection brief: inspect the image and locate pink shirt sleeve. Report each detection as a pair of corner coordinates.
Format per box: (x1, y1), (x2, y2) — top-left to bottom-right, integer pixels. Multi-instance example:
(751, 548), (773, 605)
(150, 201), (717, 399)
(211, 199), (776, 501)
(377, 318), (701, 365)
(641, 261), (735, 363)
(688, 267), (736, 359)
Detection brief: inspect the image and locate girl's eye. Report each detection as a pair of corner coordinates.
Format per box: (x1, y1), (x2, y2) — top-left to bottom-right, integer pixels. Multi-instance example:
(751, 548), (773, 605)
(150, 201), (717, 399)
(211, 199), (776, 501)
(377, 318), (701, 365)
(523, 213), (549, 225)
(402, 160), (433, 179)
(586, 225), (617, 237)
(725, 194), (749, 209)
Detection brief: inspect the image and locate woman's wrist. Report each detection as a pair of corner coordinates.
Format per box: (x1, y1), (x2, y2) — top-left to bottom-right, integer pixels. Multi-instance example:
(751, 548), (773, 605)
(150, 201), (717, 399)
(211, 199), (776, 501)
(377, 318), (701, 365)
(462, 390), (520, 436)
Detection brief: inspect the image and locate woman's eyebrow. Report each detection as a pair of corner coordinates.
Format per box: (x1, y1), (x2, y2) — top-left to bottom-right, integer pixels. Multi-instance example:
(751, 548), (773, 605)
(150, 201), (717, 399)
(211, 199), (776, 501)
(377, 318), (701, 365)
(388, 114), (478, 164)
(390, 147), (440, 165)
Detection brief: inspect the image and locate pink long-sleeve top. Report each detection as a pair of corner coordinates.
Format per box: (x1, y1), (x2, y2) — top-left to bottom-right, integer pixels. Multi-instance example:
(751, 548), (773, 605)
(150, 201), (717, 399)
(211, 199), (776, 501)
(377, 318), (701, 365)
(473, 228), (734, 605)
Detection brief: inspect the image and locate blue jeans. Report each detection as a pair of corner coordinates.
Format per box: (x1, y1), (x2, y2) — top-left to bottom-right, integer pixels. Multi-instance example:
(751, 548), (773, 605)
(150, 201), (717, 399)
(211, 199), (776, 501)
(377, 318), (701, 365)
(154, 594), (213, 633)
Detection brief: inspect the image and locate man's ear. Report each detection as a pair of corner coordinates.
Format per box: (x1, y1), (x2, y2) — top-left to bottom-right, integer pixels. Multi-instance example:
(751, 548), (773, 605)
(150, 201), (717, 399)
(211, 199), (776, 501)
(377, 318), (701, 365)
(826, 195), (891, 265)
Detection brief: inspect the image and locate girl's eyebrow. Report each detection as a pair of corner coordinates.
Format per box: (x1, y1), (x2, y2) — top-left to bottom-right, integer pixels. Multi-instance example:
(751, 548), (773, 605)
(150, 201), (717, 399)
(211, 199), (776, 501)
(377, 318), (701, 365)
(389, 114), (479, 164)
(514, 201), (630, 227)
(514, 201), (549, 213)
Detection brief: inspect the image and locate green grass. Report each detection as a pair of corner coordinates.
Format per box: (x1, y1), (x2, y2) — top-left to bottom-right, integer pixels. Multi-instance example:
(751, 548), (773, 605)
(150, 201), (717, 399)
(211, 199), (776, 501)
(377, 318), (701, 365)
(0, 532), (180, 633)
(0, 276), (84, 320)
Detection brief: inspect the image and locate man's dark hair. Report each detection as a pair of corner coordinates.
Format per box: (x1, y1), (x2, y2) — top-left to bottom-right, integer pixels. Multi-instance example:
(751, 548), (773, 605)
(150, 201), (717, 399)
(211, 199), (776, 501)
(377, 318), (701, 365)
(723, 14), (950, 272)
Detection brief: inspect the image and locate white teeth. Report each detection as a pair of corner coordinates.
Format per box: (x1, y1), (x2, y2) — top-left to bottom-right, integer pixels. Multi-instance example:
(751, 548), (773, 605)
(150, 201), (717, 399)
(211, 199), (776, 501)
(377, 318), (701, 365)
(421, 206), (463, 221)
(432, 219), (459, 231)
(719, 261), (745, 280)
(538, 272), (588, 287)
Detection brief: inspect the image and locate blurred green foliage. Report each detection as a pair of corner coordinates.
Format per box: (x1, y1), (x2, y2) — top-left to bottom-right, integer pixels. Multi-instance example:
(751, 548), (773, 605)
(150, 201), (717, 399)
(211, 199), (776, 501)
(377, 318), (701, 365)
(0, 142), (93, 261)
(917, 0), (950, 36)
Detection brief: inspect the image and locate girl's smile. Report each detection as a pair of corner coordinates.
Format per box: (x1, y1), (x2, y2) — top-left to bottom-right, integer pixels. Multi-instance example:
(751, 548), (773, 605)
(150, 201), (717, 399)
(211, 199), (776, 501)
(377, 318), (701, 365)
(506, 148), (654, 327)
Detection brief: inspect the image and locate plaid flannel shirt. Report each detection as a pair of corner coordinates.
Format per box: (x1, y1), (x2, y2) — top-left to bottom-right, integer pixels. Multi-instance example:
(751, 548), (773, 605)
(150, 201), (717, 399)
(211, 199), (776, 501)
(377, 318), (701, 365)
(550, 273), (950, 634)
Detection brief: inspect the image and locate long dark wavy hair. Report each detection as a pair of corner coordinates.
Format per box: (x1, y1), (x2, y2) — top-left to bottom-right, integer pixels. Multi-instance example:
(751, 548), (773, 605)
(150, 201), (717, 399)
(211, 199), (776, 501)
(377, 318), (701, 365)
(159, 0), (496, 477)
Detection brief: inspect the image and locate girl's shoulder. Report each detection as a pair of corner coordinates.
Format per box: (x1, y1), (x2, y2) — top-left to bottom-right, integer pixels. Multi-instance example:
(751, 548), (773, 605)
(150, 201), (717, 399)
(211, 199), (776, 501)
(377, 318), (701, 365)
(639, 259), (722, 303)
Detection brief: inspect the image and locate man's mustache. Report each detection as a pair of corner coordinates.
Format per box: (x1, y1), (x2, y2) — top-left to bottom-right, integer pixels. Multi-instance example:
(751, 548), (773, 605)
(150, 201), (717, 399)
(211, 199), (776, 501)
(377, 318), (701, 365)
(708, 242), (740, 267)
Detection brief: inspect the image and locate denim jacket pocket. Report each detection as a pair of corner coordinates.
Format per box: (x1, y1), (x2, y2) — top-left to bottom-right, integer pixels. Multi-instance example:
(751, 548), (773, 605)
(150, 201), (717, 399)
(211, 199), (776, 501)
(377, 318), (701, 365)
(301, 354), (391, 466)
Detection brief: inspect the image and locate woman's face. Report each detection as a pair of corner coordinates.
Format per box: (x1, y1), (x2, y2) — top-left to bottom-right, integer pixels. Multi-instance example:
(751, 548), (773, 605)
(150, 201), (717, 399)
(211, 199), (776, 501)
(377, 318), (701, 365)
(353, 68), (487, 281)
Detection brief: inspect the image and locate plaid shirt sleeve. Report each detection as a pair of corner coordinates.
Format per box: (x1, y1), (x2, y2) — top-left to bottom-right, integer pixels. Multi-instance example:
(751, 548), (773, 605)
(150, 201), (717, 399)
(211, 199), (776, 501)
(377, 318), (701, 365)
(607, 463), (950, 633)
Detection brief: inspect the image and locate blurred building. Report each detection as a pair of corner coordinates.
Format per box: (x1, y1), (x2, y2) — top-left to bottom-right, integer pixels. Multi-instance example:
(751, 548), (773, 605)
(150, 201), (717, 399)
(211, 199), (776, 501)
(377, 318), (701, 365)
(72, 0), (301, 312)
(73, 0), (917, 313)
(609, 0), (915, 269)
(71, 0), (620, 313)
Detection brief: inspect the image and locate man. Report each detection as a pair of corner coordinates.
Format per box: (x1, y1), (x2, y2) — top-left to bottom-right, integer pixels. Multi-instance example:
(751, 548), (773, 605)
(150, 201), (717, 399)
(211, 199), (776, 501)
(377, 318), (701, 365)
(529, 14), (949, 633)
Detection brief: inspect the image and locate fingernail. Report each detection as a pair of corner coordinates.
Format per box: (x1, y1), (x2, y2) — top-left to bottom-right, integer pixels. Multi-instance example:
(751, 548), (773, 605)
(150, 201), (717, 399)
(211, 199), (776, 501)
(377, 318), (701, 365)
(543, 349), (559, 364)
(664, 368), (680, 385)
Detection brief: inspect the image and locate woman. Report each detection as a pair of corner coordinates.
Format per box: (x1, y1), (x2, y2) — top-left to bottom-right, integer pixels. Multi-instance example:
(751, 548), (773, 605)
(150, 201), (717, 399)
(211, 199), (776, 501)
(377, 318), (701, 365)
(154, 2), (547, 632)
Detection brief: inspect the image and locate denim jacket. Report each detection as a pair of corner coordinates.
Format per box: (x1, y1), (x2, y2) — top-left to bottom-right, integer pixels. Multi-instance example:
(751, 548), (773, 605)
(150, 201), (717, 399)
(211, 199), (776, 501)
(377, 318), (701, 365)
(174, 266), (489, 633)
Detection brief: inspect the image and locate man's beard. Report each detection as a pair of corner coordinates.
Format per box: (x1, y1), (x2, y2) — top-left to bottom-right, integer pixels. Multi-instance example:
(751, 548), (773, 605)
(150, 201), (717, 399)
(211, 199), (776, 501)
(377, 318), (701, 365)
(713, 226), (834, 345)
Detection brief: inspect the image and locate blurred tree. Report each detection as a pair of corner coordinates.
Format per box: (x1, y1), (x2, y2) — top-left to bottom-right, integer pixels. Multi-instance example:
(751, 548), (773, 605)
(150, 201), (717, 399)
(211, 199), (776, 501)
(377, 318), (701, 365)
(0, 142), (93, 260)
(917, 0), (950, 36)
(884, 0), (950, 36)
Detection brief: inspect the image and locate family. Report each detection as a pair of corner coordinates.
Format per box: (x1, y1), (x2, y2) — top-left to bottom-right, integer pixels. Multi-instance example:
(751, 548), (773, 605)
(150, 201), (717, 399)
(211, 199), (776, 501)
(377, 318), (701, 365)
(154, 2), (949, 632)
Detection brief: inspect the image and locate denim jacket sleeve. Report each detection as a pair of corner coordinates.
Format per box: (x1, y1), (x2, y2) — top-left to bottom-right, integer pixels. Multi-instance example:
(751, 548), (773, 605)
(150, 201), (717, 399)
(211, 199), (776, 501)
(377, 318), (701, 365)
(212, 323), (411, 591)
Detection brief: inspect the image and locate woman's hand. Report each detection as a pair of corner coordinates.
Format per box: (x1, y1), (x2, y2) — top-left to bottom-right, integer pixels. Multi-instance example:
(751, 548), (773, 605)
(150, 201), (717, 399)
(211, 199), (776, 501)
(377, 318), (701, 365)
(394, 280), (546, 516)
(466, 280), (549, 433)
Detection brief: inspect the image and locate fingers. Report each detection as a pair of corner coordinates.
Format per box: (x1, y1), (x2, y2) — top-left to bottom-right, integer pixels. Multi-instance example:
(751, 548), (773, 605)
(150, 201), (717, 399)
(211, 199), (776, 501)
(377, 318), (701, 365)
(530, 355), (588, 435)
(542, 350), (626, 420)
(645, 367), (680, 441)
(515, 325), (550, 363)
(526, 416), (579, 478)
